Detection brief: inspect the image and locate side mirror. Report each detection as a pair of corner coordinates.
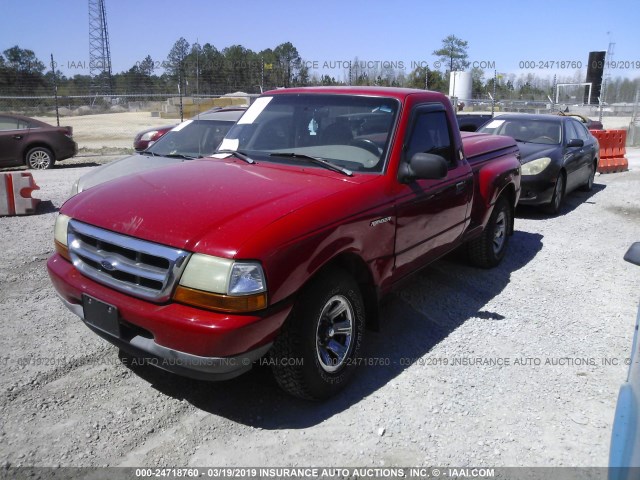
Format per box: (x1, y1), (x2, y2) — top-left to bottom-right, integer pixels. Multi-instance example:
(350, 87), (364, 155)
(624, 242), (640, 267)
(399, 152), (448, 183)
(567, 138), (584, 148)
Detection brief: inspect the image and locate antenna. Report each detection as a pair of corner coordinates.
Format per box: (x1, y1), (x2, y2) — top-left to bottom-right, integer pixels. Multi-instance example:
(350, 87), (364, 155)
(89, 0), (113, 94)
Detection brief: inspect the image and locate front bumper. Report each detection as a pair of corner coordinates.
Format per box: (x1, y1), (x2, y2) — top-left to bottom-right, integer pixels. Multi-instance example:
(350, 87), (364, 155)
(517, 173), (557, 206)
(48, 254), (292, 381)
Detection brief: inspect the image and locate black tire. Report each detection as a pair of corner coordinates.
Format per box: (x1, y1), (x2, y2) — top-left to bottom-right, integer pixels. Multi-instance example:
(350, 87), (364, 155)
(468, 196), (511, 269)
(579, 161), (596, 192)
(543, 172), (565, 215)
(270, 267), (365, 400)
(26, 147), (55, 169)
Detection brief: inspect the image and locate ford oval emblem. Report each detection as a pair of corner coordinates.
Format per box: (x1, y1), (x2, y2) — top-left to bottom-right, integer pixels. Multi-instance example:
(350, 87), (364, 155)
(101, 259), (117, 271)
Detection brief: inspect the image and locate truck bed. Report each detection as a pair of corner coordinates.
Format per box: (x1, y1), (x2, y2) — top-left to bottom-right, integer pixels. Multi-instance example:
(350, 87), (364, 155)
(461, 131), (519, 167)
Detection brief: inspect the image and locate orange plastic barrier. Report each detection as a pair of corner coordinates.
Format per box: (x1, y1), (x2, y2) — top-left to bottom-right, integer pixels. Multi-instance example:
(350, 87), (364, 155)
(0, 172), (40, 216)
(589, 129), (628, 174)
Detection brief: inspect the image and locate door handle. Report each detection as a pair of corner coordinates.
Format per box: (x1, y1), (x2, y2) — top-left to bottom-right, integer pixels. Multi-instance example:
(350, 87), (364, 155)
(455, 181), (467, 193)
(12, 135), (22, 140)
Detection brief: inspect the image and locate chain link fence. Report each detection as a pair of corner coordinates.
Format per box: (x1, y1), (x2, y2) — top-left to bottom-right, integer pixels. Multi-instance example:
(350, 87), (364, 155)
(0, 93), (258, 153)
(0, 90), (637, 152)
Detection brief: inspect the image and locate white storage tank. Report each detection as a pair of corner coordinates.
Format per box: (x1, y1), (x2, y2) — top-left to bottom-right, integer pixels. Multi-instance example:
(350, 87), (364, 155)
(449, 71), (472, 101)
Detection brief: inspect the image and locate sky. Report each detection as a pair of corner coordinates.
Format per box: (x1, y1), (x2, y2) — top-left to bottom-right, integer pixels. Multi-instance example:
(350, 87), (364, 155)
(1, 0), (639, 82)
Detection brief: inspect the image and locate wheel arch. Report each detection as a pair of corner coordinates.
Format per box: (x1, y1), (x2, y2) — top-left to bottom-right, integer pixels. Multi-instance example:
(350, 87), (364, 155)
(313, 252), (380, 332)
(496, 183), (517, 236)
(23, 142), (55, 164)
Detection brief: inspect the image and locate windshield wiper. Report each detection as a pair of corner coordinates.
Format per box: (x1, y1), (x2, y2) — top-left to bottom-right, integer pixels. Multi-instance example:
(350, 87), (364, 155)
(269, 152), (353, 177)
(162, 153), (199, 160)
(216, 149), (255, 164)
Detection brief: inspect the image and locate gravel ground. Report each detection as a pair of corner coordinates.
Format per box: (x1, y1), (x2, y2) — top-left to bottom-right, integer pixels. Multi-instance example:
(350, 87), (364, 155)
(1, 150), (639, 468)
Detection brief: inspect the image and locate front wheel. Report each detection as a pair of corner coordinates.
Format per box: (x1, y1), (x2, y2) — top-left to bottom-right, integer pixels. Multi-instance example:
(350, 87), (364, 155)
(468, 196), (511, 269)
(270, 268), (365, 400)
(543, 173), (565, 215)
(26, 147), (55, 169)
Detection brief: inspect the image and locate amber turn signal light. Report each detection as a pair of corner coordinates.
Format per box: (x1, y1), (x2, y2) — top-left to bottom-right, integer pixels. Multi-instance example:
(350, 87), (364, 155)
(173, 285), (267, 313)
(55, 239), (71, 262)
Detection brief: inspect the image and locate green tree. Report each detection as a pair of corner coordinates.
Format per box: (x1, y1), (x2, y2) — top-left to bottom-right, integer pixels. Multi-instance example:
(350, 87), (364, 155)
(1, 46), (47, 94)
(199, 43), (225, 94)
(166, 37), (190, 91)
(138, 55), (155, 77)
(432, 35), (469, 73)
(273, 42), (302, 88)
(406, 66), (447, 93)
(471, 67), (485, 97)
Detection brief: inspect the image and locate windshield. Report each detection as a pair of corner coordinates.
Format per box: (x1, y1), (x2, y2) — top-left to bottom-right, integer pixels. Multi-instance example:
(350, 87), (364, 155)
(147, 119), (235, 158)
(479, 118), (562, 145)
(218, 94), (399, 173)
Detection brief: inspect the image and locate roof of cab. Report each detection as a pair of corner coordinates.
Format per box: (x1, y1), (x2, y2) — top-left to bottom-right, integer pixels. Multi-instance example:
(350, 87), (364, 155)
(263, 86), (446, 100)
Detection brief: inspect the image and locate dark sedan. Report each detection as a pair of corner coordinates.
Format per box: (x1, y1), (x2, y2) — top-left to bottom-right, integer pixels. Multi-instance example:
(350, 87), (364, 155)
(0, 114), (77, 169)
(478, 114), (599, 214)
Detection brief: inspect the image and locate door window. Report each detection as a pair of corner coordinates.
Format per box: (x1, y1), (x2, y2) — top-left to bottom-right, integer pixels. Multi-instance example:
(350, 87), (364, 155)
(573, 120), (592, 142)
(564, 121), (580, 143)
(0, 117), (28, 131)
(406, 110), (454, 168)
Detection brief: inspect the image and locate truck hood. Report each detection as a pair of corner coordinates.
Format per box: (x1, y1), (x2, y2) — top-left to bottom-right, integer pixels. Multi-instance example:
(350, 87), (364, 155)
(75, 153), (186, 193)
(62, 158), (372, 257)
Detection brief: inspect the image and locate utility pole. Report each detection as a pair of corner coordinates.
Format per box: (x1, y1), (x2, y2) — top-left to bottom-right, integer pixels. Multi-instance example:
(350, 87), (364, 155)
(88, 0), (113, 94)
(50, 54), (60, 126)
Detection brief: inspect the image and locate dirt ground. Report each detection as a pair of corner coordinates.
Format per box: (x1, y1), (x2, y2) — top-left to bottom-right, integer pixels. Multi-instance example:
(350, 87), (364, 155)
(0, 150), (639, 469)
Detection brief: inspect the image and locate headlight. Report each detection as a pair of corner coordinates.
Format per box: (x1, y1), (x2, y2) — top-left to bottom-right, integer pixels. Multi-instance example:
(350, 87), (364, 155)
(140, 130), (159, 141)
(54, 214), (71, 260)
(70, 180), (79, 196)
(521, 157), (552, 175)
(174, 253), (267, 312)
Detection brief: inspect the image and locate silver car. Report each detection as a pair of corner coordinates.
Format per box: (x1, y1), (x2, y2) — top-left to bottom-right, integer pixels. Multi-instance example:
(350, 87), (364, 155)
(609, 242), (640, 479)
(71, 107), (245, 195)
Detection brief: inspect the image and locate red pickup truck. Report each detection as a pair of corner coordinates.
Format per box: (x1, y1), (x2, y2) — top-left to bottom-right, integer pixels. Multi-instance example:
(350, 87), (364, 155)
(48, 87), (520, 400)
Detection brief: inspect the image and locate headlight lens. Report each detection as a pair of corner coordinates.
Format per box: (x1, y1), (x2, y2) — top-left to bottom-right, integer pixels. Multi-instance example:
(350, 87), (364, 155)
(175, 254), (267, 313)
(229, 263), (266, 294)
(179, 254), (234, 293)
(178, 253), (266, 296)
(54, 214), (71, 247)
(140, 130), (159, 141)
(54, 214), (72, 261)
(70, 180), (79, 196)
(521, 157), (552, 175)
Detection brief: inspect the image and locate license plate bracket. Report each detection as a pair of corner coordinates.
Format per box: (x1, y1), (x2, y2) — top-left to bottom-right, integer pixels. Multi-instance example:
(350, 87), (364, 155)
(82, 294), (120, 337)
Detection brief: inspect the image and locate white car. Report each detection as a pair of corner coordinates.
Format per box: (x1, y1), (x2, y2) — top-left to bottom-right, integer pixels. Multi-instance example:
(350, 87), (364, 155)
(609, 242), (640, 479)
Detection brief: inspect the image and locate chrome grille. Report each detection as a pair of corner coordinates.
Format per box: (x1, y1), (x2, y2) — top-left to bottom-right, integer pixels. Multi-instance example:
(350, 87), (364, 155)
(68, 220), (190, 302)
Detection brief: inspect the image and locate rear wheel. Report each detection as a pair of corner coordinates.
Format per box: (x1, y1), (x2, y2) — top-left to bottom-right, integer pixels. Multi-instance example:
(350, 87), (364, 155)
(543, 173), (565, 215)
(468, 196), (511, 268)
(580, 161), (596, 192)
(26, 147), (55, 169)
(270, 268), (365, 400)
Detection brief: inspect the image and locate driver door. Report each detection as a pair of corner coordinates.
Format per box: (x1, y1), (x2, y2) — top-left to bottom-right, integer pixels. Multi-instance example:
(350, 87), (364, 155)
(394, 104), (473, 276)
